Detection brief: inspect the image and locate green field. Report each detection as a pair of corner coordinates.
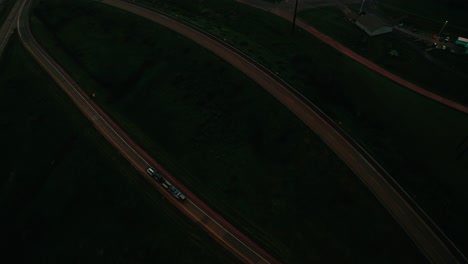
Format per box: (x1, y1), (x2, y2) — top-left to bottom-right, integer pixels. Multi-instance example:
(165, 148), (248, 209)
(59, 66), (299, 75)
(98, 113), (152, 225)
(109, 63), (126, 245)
(298, 6), (468, 108)
(29, 0), (426, 263)
(0, 0), (15, 26)
(431, 48), (468, 73)
(0, 34), (239, 264)
(131, 0), (468, 255)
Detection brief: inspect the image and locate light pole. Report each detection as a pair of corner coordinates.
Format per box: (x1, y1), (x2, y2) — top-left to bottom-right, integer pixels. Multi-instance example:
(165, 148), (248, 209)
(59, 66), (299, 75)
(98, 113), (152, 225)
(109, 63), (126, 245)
(291, 0), (299, 34)
(438, 20), (448, 36)
(359, 0), (365, 14)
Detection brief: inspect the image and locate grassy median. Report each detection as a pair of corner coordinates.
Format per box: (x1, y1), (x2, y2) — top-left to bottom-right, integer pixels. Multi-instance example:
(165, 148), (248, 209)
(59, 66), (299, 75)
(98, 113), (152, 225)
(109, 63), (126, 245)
(129, 0), (468, 255)
(29, 0), (427, 263)
(0, 34), (239, 264)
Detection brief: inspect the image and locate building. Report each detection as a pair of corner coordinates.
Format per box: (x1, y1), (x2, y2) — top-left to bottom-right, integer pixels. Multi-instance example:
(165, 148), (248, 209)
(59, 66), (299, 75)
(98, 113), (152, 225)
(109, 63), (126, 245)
(356, 14), (393, 36)
(455, 37), (468, 54)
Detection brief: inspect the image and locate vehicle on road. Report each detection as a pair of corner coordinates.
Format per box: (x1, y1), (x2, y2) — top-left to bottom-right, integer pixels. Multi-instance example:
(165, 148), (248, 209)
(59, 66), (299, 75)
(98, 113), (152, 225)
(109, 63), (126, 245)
(146, 167), (155, 175)
(146, 167), (163, 182)
(162, 180), (186, 201)
(147, 167), (185, 201)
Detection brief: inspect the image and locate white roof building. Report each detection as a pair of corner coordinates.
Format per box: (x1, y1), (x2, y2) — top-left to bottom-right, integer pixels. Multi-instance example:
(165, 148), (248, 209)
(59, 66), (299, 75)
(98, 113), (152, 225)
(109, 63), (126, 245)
(455, 37), (468, 53)
(356, 14), (393, 36)
(457, 37), (468, 43)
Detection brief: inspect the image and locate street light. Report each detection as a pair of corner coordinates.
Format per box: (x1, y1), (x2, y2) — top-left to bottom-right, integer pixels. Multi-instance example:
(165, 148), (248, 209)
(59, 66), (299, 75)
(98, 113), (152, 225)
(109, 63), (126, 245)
(438, 20), (448, 36)
(291, 0), (299, 34)
(359, 0), (366, 14)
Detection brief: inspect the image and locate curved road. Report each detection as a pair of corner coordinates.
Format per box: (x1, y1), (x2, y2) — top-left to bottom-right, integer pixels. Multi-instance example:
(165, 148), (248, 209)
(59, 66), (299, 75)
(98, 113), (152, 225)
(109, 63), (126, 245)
(0, 0), (25, 57)
(237, 0), (468, 114)
(99, 0), (467, 263)
(17, 1), (280, 263)
(16, 0), (468, 262)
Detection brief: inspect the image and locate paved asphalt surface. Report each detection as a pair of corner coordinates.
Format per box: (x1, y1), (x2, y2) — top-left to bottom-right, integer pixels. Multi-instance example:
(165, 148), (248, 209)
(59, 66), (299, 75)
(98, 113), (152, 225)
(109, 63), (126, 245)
(0, 0), (24, 57)
(16, 0), (280, 263)
(100, 0), (467, 263)
(237, 0), (468, 114)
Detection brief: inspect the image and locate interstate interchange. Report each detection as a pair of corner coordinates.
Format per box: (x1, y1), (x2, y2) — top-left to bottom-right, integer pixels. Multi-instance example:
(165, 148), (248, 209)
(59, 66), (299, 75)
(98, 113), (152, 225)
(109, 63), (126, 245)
(1, 0), (466, 263)
(15, 0), (278, 263)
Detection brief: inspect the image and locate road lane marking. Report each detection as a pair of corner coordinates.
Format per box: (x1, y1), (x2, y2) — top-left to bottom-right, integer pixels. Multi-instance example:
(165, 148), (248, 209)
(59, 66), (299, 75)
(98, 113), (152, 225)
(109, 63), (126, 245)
(1, 0), (25, 54)
(187, 199), (269, 263)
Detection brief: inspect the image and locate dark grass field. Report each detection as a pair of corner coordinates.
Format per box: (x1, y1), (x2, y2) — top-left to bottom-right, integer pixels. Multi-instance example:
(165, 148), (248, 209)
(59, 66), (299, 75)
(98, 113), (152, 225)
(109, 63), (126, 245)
(299, 6), (468, 104)
(30, 0), (426, 263)
(0, 34), (239, 264)
(0, 0), (14, 25)
(134, 0), (468, 256)
(430, 48), (468, 73)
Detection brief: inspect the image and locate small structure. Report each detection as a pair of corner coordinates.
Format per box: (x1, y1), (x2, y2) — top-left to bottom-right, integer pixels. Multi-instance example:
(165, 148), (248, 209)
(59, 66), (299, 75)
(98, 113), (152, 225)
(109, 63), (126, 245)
(356, 14), (393, 36)
(388, 49), (399, 57)
(455, 37), (468, 54)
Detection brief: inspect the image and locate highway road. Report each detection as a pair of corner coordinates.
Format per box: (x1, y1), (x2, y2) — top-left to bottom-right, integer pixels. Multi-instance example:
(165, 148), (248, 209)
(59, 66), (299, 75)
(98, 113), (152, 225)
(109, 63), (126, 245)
(99, 0), (467, 263)
(0, 0), (25, 57)
(237, 0), (468, 114)
(292, 22), (468, 114)
(17, 1), (280, 263)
